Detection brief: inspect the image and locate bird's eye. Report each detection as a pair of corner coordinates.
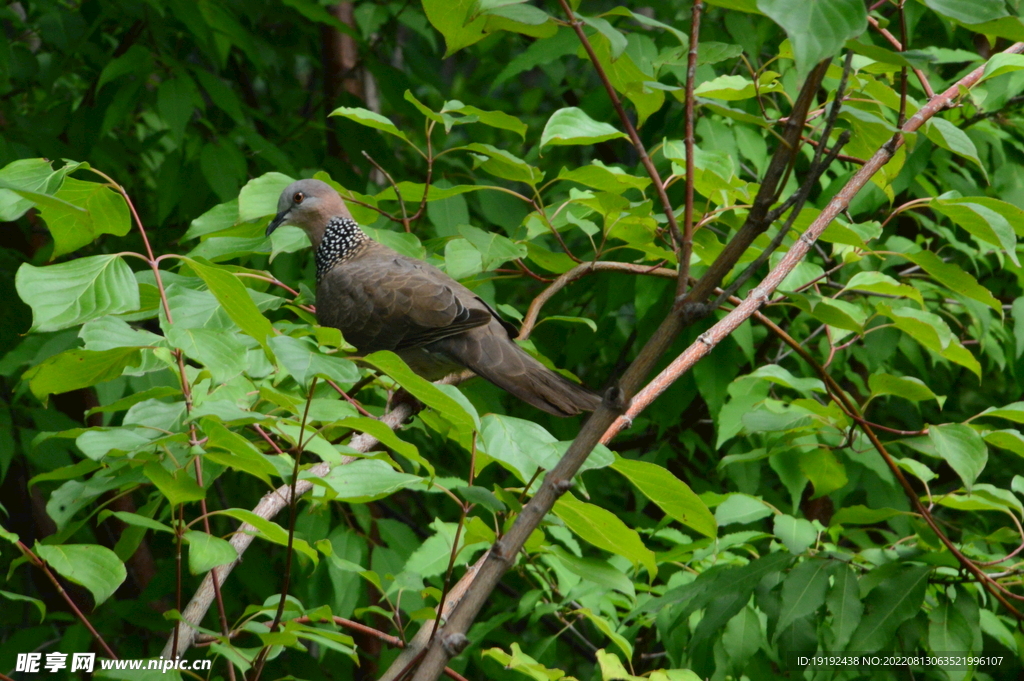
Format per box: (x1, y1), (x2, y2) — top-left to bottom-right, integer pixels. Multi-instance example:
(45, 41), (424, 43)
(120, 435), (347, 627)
(293, 192), (305, 204)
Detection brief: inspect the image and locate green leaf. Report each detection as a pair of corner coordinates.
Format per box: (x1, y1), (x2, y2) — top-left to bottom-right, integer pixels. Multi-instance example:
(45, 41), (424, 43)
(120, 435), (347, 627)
(216, 508), (318, 565)
(184, 199), (239, 240)
(0, 590), (46, 623)
(317, 459), (423, 502)
(928, 593), (975, 658)
(931, 197), (1022, 264)
(692, 72), (784, 101)
(202, 419), (279, 487)
(928, 423), (988, 492)
(843, 272), (924, 306)
(335, 417), (434, 476)
(23, 347), (141, 401)
(444, 238), (483, 279)
(167, 326), (250, 384)
(775, 559), (830, 635)
(184, 531), (238, 574)
(580, 15), (627, 60)
(238, 172), (295, 222)
(848, 565), (930, 650)
(546, 545), (634, 598)
(982, 429), (1024, 459)
(925, 118), (988, 182)
(268, 335), (360, 388)
(868, 373), (941, 404)
(756, 0), (867, 75)
(422, 0), (487, 56)
(540, 107), (628, 148)
(144, 460), (206, 505)
(11, 177), (131, 258)
(830, 505), (905, 526)
(362, 351), (478, 433)
(329, 106), (408, 141)
(798, 448), (848, 498)
(553, 494), (657, 578)
(773, 514), (817, 554)
(976, 401), (1024, 423)
(612, 457), (717, 538)
(441, 101), (527, 138)
(463, 143), (542, 185)
(876, 303), (982, 377)
(979, 53), (1024, 83)
(579, 610), (634, 662)
(16, 255), (141, 332)
(715, 493), (772, 525)
(557, 162), (650, 194)
(481, 644), (568, 681)
(923, 0), (1007, 25)
(36, 543), (126, 606)
(0, 158), (71, 221)
(459, 225), (528, 270)
(157, 75), (199, 143)
(184, 258), (276, 357)
(827, 563), (863, 651)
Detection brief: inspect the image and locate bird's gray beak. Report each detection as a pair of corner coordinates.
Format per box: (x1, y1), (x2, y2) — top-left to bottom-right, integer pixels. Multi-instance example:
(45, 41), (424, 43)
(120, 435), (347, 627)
(266, 210), (289, 236)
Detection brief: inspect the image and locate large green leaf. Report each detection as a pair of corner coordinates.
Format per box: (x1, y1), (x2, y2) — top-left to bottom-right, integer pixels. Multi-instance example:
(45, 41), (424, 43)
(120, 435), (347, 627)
(826, 563), (863, 651)
(775, 559), (830, 635)
(540, 107), (628, 148)
(923, 0), (1007, 24)
(22, 347), (141, 401)
(757, 0), (867, 75)
(848, 565), (930, 650)
(268, 335), (360, 388)
(329, 107), (408, 141)
(362, 351), (478, 433)
(553, 494), (656, 578)
(925, 119), (988, 182)
(928, 423), (988, 492)
(317, 459), (423, 503)
(12, 177), (131, 257)
(184, 531), (238, 575)
(612, 457), (717, 538)
(422, 0), (487, 56)
(16, 255), (141, 332)
(36, 543), (126, 606)
(184, 258), (276, 357)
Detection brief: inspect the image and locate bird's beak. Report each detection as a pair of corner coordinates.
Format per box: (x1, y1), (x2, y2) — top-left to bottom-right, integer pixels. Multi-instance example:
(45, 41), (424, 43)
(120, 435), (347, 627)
(266, 210), (289, 236)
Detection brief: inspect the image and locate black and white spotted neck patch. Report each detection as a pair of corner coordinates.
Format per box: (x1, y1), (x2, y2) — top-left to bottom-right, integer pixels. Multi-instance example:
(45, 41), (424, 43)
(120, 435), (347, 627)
(316, 216), (367, 280)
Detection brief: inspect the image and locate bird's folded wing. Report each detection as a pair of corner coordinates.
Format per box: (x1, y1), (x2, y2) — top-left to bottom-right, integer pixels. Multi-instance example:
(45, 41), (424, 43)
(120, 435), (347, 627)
(318, 252), (493, 352)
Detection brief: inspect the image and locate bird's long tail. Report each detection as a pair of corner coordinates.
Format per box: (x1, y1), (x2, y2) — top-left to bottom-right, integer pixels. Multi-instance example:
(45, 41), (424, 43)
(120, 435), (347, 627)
(439, 321), (602, 417)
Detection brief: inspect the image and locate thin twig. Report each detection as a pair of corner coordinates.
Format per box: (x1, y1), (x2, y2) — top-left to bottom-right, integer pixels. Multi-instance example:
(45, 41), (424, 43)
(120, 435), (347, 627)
(677, 1), (703, 296)
(555, 0), (682, 260)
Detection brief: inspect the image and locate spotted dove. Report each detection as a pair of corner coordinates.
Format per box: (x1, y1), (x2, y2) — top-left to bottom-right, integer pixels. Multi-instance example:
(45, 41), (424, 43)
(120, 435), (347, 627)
(266, 179), (601, 417)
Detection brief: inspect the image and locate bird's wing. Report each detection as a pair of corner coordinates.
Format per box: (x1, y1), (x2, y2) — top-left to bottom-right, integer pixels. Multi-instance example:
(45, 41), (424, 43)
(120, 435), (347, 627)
(316, 246), (493, 352)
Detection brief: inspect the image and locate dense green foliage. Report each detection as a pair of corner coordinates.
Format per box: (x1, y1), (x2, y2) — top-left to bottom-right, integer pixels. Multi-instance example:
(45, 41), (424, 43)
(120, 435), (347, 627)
(3, 0), (1024, 680)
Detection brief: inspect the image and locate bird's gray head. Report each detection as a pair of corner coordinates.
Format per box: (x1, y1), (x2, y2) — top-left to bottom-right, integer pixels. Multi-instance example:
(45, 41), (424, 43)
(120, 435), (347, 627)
(266, 178), (353, 250)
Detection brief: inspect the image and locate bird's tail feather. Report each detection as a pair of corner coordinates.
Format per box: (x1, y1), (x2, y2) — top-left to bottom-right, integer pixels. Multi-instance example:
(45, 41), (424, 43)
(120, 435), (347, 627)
(441, 324), (601, 417)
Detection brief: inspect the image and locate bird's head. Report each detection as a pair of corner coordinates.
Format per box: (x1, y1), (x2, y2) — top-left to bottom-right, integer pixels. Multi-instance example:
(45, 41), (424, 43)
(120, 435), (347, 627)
(266, 179), (353, 250)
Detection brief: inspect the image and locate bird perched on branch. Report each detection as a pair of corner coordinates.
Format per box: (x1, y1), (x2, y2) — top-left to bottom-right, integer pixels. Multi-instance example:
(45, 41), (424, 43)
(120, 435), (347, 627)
(266, 179), (601, 417)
